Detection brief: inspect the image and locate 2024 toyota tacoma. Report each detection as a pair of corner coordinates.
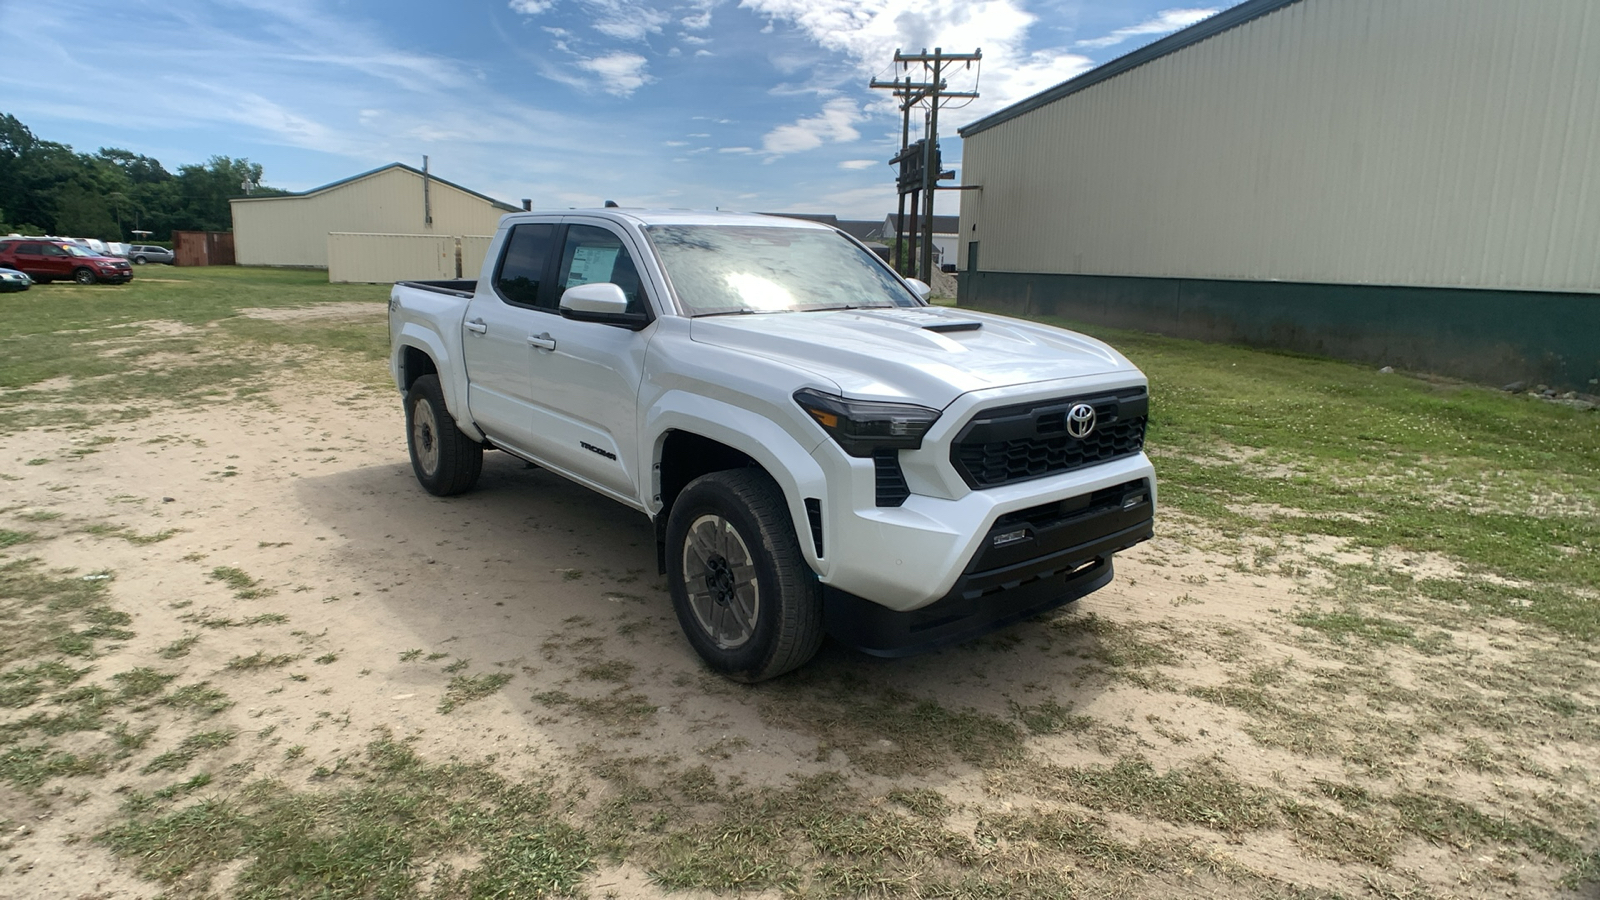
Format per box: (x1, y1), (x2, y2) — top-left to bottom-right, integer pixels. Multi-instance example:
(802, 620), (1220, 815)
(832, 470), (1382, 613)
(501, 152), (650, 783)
(389, 210), (1155, 682)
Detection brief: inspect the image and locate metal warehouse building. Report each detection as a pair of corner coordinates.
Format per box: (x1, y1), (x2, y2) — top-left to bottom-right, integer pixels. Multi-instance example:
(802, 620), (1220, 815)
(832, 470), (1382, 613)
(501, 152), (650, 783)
(230, 163), (517, 269)
(957, 0), (1600, 389)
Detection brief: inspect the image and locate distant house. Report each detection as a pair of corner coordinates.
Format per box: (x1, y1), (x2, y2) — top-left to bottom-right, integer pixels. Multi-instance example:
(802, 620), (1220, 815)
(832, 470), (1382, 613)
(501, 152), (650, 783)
(877, 214), (960, 267)
(230, 163), (519, 268)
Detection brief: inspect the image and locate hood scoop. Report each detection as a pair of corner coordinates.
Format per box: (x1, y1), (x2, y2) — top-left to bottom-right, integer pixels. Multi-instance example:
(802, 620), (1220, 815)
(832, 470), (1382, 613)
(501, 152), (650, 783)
(922, 319), (983, 333)
(852, 308), (985, 333)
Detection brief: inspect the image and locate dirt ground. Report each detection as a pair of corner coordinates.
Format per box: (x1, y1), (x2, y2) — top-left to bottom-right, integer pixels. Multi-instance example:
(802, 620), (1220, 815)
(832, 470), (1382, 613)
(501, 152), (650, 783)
(1, 306), (1595, 899)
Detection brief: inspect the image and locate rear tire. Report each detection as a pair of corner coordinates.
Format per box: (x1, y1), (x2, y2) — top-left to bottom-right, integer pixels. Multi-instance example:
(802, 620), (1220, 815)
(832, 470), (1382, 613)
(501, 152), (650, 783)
(666, 469), (824, 682)
(73, 268), (96, 285)
(405, 374), (483, 496)
(133, 256), (147, 265)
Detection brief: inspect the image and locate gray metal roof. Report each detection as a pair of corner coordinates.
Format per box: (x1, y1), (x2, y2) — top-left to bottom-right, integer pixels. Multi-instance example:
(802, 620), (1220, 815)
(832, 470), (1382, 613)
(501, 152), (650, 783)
(958, 0), (1303, 138)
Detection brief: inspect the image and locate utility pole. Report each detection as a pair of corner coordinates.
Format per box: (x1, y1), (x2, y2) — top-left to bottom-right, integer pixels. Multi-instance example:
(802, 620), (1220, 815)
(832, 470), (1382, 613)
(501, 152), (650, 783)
(871, 47), (979, 282)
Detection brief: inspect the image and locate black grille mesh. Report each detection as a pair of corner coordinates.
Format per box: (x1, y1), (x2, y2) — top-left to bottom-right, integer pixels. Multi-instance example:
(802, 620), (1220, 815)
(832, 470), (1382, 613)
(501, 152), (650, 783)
(954, 398), (1146, 488)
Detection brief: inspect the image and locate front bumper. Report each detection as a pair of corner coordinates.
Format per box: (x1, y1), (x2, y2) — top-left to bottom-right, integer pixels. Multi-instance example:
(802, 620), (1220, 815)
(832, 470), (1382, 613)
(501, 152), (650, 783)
(824, 477), (1153, 656)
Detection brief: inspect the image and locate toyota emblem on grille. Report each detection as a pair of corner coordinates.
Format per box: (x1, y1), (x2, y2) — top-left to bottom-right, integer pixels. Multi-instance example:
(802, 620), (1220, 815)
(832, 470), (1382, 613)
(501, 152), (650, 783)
(1066, 403), (1097, 439)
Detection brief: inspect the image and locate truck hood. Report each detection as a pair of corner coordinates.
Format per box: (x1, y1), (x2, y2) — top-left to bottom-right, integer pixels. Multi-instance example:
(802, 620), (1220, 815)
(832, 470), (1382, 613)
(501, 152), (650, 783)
(689, 306), (1138, 408)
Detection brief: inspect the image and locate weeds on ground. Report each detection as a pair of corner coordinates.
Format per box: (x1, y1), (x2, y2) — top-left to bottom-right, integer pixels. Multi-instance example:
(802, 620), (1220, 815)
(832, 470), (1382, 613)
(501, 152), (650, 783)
(100, 733), (591, 898)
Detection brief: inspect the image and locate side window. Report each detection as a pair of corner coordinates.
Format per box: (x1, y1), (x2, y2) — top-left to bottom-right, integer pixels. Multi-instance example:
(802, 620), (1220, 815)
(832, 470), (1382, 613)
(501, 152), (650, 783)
(492, 222), (559, 308)
(17, 244), (41, 256)
(555, 225), (646, 315)
(41, 244), (67, 257)
(0, 242), (10, 253)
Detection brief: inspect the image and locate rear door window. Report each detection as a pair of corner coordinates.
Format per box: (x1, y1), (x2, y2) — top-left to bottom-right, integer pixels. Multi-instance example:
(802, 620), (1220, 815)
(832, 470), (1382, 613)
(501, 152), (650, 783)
(492, 222), (559, 309)
(16, 244), (41, 255)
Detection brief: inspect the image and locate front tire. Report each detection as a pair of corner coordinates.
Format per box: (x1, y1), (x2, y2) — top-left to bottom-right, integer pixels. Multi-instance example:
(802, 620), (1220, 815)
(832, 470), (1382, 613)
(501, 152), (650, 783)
(405, 374), (482, 496)
(133, 256), (147, 265)
(73, 268), (96, 285)
(666, 469), (824, 682)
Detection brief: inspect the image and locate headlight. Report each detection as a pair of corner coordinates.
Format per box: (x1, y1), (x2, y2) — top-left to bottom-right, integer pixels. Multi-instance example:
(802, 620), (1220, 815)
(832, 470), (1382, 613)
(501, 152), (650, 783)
(794, 389), (941, 458)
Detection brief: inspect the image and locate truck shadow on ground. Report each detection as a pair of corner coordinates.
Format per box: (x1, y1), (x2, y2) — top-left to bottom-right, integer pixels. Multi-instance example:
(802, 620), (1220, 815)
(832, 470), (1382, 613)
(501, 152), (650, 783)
(293, 450), (1121, 778)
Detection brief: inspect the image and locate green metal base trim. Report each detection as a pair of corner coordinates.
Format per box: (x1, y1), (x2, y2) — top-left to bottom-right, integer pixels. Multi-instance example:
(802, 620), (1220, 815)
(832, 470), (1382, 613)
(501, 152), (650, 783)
(959, 271), (1600, 391)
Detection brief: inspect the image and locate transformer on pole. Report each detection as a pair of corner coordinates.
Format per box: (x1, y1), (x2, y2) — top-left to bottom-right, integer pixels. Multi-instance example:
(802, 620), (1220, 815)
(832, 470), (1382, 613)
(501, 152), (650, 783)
(871, 47), (980, 282)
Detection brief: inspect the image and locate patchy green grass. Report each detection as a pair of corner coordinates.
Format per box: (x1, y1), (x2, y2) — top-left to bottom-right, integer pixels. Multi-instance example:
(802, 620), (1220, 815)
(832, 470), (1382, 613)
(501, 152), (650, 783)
(0, 529), (36, 549)
(993, 310), (1600, 635)
(0, 559), (126, 666)
(100, 734), (591, 899)
(81, 524), (179, 546)
(534, 687), (657, 732)
(0, 267), (388, 434)
(224, 651), (298, 672)
(757, 673), (1024, 776)
(207, 566), (272, 600)
(438, 672), (514, 714)
(141, 730), (236, 775)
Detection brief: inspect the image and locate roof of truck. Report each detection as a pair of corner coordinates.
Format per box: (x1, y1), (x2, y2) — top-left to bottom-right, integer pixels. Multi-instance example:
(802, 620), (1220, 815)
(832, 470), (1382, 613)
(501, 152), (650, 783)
(526, 209), (837, 229)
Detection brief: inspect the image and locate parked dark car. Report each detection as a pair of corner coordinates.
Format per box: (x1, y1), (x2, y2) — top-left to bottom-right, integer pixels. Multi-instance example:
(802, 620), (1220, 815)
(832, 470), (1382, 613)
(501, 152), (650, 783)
(0, 266), (32, 292)
(0, 239), (134, 284)
(128, 244), (175, 265)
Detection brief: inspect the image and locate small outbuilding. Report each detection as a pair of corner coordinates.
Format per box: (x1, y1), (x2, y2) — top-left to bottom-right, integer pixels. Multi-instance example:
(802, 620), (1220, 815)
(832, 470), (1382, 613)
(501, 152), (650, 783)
(230, 163), (519, 268)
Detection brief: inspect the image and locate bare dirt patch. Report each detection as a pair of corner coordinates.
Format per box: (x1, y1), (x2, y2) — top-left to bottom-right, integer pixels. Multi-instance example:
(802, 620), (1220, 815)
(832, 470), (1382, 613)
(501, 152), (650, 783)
(236, 301), (386, 323)
(1, 342), (1595, 898)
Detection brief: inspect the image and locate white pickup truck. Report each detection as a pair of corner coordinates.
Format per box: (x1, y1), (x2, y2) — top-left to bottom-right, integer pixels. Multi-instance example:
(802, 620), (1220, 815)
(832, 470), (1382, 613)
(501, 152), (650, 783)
(388, 210), (1155, 681)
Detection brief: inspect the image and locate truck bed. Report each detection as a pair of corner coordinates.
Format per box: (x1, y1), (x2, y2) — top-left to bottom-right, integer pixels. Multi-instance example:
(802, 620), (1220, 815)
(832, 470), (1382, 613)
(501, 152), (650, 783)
(398, 279), (476, 298)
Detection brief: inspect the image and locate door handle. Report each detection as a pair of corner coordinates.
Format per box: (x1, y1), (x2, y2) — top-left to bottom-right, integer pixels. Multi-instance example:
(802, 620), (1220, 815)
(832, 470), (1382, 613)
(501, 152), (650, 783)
(464, 318), (488, 335)
(527, 333), (557, 351)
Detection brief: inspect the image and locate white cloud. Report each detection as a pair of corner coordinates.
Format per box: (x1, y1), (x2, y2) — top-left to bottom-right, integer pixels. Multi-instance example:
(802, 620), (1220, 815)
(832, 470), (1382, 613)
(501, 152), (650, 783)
(762, 97), (860, 155)
(508, 0), (556, 13)
(1075, 8), (1218, 50)
(577, 52), (652, 95)
(665, 140), (689, 146)
(772, 184), (896, 219)
(838, 159), (876, 170)
(719, 146), (755, 153)
(740, 0), (1110, 124)
(681, 0), (716, 30)
(695, 49), (714, 57)
(594, 5), (670, 40)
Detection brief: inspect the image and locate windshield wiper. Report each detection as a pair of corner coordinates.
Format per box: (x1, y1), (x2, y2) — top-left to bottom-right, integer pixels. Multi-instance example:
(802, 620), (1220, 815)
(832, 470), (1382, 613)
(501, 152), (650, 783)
(694, 308), (764, 317)
(801, 303), (898, 312)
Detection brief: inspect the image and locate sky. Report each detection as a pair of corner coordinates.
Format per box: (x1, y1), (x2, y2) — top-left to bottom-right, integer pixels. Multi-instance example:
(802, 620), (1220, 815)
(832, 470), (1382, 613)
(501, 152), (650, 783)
(0, 0), (1230, 219)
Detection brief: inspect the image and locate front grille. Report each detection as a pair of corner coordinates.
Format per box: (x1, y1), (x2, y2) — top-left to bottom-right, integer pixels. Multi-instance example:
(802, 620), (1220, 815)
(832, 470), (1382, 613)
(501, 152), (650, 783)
(952, 389), (1148, 488)
(874, 449), (911, 507)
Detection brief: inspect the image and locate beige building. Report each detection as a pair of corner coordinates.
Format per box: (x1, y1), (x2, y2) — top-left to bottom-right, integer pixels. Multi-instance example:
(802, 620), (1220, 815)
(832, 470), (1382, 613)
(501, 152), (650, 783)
(957, 0), (1600, 389)
(230, 163), (518, 268)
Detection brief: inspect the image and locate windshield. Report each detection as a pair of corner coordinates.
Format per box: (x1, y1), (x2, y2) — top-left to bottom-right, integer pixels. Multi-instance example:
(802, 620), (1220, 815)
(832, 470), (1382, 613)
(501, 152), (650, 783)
(645, 225), (920, 316)
(63, 245), (100, 258)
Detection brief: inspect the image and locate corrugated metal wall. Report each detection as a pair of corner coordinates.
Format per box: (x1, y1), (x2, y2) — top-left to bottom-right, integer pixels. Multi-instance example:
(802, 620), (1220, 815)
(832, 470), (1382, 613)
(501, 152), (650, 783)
(233, 168), (508, 268)
(327, 233), (456, 284)
(959, 0), (1600, 294)
(459, 235), (495, 280)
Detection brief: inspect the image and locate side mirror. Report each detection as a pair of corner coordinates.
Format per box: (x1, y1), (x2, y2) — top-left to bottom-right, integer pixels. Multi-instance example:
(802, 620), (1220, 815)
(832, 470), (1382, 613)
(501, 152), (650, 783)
(558, 282), (650, 329)
(905, 278), (932, 301)
(559, 282), (629, 315)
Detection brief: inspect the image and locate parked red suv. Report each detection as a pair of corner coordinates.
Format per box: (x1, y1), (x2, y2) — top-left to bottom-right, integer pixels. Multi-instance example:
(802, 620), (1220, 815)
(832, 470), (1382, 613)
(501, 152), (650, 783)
(0, 239), (134, 285)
